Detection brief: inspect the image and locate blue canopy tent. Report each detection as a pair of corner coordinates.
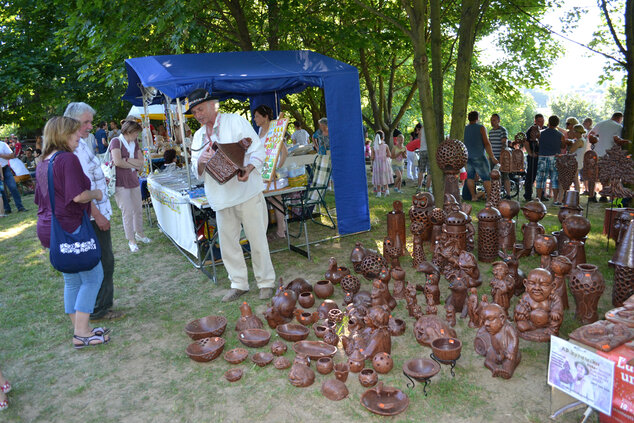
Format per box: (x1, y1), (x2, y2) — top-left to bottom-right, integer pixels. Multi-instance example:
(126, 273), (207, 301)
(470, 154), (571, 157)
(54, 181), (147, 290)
(122, 50), (370, 235)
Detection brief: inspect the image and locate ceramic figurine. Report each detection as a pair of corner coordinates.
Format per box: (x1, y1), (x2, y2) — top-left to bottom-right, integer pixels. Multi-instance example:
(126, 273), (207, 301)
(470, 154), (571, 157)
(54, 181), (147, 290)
(519, 200), (547, 255)
(514, 268), (563, 342)
(477, 203), (501, 263)
(475, 303), (521, 379)
(511, 146), (525, 173)
(390, 267), (406, 300)
(288, 354), (315, 387)
(383, 236), (402, 269)
(555, 154), (578, 194)
(387, 201), (407, 256)
(378, 267), (397, 310)
(444, 203), (469, 252)
(285, 277), (313, 297)
(489, 169), (501, 209)
(609, 220), (634, 307)
(436, 138), (468, 202)
(467, 288), (480, 328)
(350, 242), (366, 273)
(353, 290), (372, 310)
(405, 281), (423, 319)
(429, 207), (447, 248)
(550, 255), (572, 310)
(413, 314), (457, 347)
(425, 291), (438, 315)
(534, 234), (557, 270)
(235, 301), (264, 331)
(264, 278), (298, 329)
(445, 304), (456, 327)
(462, 203), (476, 252)
(498, 248), (526, 297)
(445, 276), (468, 318)
(453, 250), (482, 289)
(409, 191), (435, 241)
(411, 222), (427, 268)
(569, 264), (605, 324)
(342, 306), (392, 359)
(325, 257), (350, 285)
(598, 143), (634, 199)
(416, 261), (441, 305)
(497, 200), (520, 253)
(490, 261), (514, 316)
(560, 215), (591, 269)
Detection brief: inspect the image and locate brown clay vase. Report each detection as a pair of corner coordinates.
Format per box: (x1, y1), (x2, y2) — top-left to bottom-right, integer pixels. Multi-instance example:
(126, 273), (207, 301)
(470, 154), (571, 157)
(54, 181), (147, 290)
(609, 220), (634, 307)
(314, 280), (334, 299)
(348, 348), (366, 373)
(569, 264), (606, 324)
(359, 368), (378, 387)
(316, 357), (334, 375)
(534, 234), (558, 268)
(235, 301), (264, 332)
(372, 352), (394, 374)
(298, 291), (315, 309)
(477, 203), (501, 263)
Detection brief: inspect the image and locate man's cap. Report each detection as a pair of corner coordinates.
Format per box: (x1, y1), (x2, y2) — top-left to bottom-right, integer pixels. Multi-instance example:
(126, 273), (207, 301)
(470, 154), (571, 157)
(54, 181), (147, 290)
(186, 89), (219, 114)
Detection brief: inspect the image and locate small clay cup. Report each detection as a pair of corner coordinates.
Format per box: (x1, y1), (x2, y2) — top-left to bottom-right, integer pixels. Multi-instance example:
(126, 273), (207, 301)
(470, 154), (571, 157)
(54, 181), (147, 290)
(334, 362), (349, 383)
(313, 324), (328, 339)
(314, 280), (334, 299)
(316, 357), (334, 375)
(274, 356), (291, 369)
(224, 368), (243, 382)
(251, 352), (274, 367)
(359, 368), (378, 387)
(298, 291), (315, 309)
(431, 337), (462, 361)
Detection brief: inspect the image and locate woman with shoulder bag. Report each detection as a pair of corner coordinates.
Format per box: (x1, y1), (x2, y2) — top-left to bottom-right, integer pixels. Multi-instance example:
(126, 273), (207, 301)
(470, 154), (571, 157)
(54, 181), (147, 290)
(34, 116), (110, 349)
(111, 119), (150, 252)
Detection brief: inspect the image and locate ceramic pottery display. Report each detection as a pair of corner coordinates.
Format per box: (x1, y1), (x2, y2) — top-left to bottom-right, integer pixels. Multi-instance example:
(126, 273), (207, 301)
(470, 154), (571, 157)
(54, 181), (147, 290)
(224, 368), (243, 382)
(316, 357), (334, 375)
(409, 191), (435, 241)
(317, 300), (339, 319)
(334, 362), (349, 382)
(582, 149), (599, 196)
(598, 144), (634, 199)
(557, 190), (583, 228)
(520, 200), (547, 254)
(569, 264), (605, 324)
(252, 352), (274, 367)
(489, 261), (515, 316)
(436, 138), (468, 203)
(405, 281), (423, 319)
(429, 207), (447, 248)
(294, 309), (319, 326)
(186, 336), (226, 362)
(555, 154), (578, 193)
(274, 356), (292, 369)
(324, 257), (350, 285)
(359, 368), (378, 387)
(185, 315), (227, 340)
(569, 320), (634, 352)
(390, 267), (406, 300)
(431, 337), (462, 361)
(609, 220), (634, 307)
(534, 234), (557, 270)
(550, 255), (572, 310)
(477, 203), (501, 263)
(388, 317), (406, 336)
(360, 382), (410, 417)
(235, 302), (264, 332)
(413, 315), (457, 347)
(372, 352), (394, 374)
(292, 340), (337, 360)
(270, 340), (287, 356)
(498, 200), (520, 253)
(341, 274), (361, 296)
(353, 243), (389, 280)
(605, 295), (634, 328)
(383, 236), (403, 269)
(238, 329), (271, 348)
(314, 280), (334, 299)
(403, 358), (441, 388)
(321, 379), (348, 401)
(288, 354), (315, 387)
(224, 347), (249, 364)
(514, 268), (563, 342)
(387, 201), (407, 256)
(489, 169), (501, 209)
(411, 222), (427, 268)
(263, 278), (297, 329)
(474, 303), (521, 379)
(285, 278), (313, 297)
(561, 215), (591, 269)
(445, 203), (469, 252)
(297, 292), (315, 309)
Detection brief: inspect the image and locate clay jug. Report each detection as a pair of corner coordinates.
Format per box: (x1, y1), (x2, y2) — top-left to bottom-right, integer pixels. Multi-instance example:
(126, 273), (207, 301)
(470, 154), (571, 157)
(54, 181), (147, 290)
(298, 292), (315, 308)
(314, 280), (334, 299)
(569, 264), (606, 324)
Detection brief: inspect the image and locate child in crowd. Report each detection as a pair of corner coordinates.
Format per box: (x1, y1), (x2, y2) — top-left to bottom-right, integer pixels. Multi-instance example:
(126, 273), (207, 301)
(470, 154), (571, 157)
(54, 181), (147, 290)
(569, 124), (586, 192)
(391, 134), (406, 193)
(371, 131), (393, 197)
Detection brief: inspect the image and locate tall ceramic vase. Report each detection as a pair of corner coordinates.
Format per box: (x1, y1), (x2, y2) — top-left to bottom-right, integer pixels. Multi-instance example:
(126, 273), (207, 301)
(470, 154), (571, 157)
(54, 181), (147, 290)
(569, 264), (605, 324)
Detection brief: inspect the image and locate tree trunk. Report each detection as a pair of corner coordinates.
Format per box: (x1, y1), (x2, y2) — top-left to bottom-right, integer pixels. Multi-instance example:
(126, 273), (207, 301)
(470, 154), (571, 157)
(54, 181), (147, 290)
(624, 0), (633, 149)
(430, 0), (443, 137)
(449, 0), (480, 140)
(266, 0), (280, 50)
(226, 0), (254, 51)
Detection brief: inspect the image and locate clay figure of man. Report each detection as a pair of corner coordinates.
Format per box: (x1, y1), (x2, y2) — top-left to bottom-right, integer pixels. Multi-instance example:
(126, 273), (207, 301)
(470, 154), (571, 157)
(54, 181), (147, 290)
(490, 261), (514, 315)
(514, 268), (563, 342)
(479, 303), (521, 379)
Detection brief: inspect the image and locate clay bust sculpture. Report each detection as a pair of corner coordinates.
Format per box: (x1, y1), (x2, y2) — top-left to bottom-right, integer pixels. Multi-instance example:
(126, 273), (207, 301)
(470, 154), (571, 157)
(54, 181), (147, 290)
(514, 268), (564, 342)
(490, 261), (515, 316)
(519, 200), (547, 256)
(288, 354), (315, 387)
(475, 303), (521, 379)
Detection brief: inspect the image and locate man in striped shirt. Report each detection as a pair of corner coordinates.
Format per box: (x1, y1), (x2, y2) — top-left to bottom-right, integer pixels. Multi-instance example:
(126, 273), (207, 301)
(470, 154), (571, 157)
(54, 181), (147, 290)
(488, 114), (510, 198)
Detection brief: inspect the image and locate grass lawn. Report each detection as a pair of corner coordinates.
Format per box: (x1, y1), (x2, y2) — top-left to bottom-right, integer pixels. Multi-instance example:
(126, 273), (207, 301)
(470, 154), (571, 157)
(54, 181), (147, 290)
(0, 176), (622, 422)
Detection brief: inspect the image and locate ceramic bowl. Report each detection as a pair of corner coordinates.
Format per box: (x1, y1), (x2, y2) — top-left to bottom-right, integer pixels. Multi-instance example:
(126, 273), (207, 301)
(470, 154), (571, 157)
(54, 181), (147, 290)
(431, 337), (462, 361)
(276, 323), (310, 342)
(185, 336), (225, 362)
(224, 368), (243, 382)
(223, 347), (249, 364)
(403, 358), (440, 381)
(238, 328), (271, 348)
(274, 356), (292, 369)
(252, 352), (275, 367)
(184, 315), (227, 340)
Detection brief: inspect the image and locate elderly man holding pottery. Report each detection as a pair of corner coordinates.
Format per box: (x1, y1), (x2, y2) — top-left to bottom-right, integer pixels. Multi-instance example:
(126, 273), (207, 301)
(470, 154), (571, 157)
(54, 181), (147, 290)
(188, 89), (276, 302)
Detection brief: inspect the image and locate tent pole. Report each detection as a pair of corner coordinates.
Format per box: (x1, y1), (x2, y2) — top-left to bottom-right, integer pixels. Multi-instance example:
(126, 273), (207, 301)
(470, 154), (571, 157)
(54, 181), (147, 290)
(141, 89), (153, 173)
(176, 97), (192, 190)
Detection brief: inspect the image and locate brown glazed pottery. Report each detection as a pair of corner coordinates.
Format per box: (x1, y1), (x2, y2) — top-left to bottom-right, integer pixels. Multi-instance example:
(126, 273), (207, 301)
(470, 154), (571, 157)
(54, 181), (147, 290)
(372, 352), (394, 374)
(316, 357), (334, 375)
(317, 299), (339, 319)
(276, 323), (310, 342)
(334, 362), (350, 383)
(295, 310), (319, 326)
(251, 352), (275, 367)
(235, 302), (264, 332)
(274, 356), (292, 369)
(569, 264), (606, 324)
(285, 277), (313, 297)
(476, 203), (501, 263)
(314, 280), (335, 299)
(270, 340), (287, 356)
(238, 328), (271, 348)
(609, 220), (634, 307)
(185, 315), (228, 340)
(348, 348), (366, 373)
(224, 368), (243, 382)
(313, 323), (328, 339)
(328, 308), (344, 324)
(569, 320), (634, 352)
(359, 368), (379, 387)
(289, 354), (315, 387)
(185, 336), (226, 362)
(388, 317), (406, 336)
(223, 347), (249, 364)
(360, 382), (410, 417)
(403, 358), (440, 382)
(413, 315), (457, 347)
(323, 328), (340, 347)
(562, 214), (592, 241)
(321, 379), (349, 401)
(293, 340), (338, 360)
(431, 337), (462, 361)
(298, 291), (315, 309)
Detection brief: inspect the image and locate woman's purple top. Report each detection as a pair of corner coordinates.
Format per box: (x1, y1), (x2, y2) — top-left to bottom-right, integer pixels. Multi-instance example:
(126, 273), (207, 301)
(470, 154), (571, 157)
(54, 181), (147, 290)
(110, 137), (140, 188)
(34, 152), (90, 248)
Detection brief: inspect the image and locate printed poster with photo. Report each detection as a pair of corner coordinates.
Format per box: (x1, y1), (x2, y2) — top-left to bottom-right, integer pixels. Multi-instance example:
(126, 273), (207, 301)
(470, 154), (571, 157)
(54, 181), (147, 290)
(261, 117), (289, 182)
(548, 335), (615, 415)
